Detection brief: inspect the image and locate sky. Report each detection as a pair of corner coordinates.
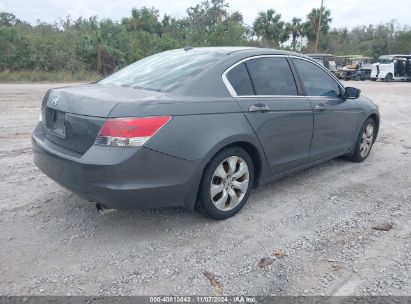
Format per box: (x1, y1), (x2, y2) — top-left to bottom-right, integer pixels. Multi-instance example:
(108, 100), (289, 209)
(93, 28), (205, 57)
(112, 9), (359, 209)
(1, 0), (409, 29)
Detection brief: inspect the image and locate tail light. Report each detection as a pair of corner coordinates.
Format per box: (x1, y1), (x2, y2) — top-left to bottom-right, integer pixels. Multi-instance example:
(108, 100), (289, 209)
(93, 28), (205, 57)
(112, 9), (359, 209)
(95, 116), (171, 147)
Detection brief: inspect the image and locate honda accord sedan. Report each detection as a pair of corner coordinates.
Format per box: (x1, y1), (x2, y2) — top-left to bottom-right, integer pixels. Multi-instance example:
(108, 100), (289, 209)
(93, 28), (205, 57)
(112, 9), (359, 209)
(32, 47), (380, 219)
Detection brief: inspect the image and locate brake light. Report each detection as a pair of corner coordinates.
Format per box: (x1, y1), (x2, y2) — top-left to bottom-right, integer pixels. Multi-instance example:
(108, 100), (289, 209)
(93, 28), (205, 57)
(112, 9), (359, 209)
(95, 116), (171, 147)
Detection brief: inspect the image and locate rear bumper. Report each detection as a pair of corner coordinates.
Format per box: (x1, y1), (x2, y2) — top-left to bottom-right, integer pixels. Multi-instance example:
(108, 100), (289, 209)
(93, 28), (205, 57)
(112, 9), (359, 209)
(32, 123), (201, 209)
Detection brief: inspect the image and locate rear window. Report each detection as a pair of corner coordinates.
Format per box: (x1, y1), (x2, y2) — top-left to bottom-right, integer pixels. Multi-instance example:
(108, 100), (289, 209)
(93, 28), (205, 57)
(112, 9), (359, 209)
(99, 50), (224, 92)
(226, 63), (254, 96)
(245, 57), (298, 95)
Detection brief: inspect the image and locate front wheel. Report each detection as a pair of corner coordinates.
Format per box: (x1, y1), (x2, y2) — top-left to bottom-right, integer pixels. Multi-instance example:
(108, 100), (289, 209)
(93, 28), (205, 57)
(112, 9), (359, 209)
(346, 118), (376, 162)
(384, 73), (393, 82)
(197, 146), (254, 220)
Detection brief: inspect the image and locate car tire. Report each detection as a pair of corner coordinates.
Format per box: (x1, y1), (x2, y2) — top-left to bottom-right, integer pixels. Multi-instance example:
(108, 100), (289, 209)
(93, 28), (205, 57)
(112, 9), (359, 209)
(371, 78), (377, 81)
(346, 118), (376, 162)
(384, 73), (393, 82)
(197, 146), (254, 220)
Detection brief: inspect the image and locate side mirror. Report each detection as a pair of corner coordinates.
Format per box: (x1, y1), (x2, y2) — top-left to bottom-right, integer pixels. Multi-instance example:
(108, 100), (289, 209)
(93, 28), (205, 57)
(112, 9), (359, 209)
(344, 87), (361, 99)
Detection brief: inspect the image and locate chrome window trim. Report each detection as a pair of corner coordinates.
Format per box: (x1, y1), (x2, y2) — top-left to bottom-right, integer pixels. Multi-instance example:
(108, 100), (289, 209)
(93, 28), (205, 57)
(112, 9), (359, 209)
(235, 95), (306, 99)
(222, 54), (345, 98)
(222, 54), (299, 98)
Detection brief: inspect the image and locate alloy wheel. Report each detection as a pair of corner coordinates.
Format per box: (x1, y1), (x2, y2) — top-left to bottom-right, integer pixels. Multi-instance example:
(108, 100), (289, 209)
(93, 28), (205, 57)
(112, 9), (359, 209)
(360, 124), (374, 158)
(210, 156), (249, 211)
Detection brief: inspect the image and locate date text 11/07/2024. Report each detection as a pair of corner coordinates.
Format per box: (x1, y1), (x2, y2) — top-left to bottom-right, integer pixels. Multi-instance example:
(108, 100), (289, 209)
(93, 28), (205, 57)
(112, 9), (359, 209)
(149, 296), (257, 303)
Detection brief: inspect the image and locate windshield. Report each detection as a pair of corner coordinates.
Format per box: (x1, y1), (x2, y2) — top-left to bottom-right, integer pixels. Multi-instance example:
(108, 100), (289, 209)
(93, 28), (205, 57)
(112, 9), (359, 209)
(99, 49), (224, 92)
(379, 57), (393, 64)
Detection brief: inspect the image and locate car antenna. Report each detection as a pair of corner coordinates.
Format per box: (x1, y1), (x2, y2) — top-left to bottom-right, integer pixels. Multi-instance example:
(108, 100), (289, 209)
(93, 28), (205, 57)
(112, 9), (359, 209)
(184, 45), (193, 51)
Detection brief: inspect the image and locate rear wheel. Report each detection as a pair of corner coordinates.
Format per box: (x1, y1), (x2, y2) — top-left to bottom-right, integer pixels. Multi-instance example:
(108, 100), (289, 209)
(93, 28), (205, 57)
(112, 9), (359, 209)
(198, 147), (254, 220)
(346, 118), (376, 162)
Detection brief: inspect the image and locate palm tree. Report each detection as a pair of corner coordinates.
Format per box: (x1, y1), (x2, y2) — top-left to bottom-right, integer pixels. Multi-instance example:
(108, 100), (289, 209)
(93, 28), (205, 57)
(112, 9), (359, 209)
(284, 17), (303, 50)
(302, 8), (332, 44)
(252, 9), (285, 47)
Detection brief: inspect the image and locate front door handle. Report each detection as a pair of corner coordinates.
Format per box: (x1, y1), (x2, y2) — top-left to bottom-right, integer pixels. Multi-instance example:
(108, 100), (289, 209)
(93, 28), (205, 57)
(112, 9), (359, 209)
(248, 103), (270, 112)
(314, 103), (327, 111)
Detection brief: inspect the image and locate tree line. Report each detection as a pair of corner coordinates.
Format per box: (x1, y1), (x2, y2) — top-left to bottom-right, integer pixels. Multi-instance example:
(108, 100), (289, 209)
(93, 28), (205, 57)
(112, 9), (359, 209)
(1, 0), (410, 76)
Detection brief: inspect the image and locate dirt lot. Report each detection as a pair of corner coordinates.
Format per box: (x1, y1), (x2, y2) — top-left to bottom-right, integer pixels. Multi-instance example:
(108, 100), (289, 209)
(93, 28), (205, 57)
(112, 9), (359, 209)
(0, 81), (410, 296)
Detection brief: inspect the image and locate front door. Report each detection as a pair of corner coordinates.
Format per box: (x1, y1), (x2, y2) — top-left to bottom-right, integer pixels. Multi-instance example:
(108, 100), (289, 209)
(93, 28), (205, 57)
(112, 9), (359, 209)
(292, 57), (362, 161)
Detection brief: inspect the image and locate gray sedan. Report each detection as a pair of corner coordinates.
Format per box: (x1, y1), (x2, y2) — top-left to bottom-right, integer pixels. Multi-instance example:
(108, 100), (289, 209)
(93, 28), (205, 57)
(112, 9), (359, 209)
(32, 47), (380, 219)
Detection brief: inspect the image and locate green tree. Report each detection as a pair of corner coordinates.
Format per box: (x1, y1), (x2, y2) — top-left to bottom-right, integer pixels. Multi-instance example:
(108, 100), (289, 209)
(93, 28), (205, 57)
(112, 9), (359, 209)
(284, 17), (303, 50)
(0, 26), (31, 70)
(302, 7), (332, 51)
(208, 11), (248, 45)
(0, 12), (30, 27)
(186, 0), (228, 45)
(2, 5), (411, 80)
(77, 17), (130, 75)
(371, 23), (396, 58)
(252, 9), (286, 47)
(393, 30), (411, 54)
(185, 0), (246, 46)
(122, 7), (161, 35)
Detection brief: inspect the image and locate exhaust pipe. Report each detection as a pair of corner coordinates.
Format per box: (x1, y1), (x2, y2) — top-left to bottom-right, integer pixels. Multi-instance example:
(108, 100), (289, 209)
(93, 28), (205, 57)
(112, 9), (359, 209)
(96, 203), (116, 215)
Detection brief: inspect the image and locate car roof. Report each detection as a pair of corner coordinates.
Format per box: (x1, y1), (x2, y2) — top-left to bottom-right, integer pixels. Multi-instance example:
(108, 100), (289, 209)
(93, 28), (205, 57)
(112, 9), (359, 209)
(380, 54), (411, 58)
(306, 53), (334, 57)
(182, 46), (256, 54)
(173, 47), (319, 97)
(181, 46), (302, 57)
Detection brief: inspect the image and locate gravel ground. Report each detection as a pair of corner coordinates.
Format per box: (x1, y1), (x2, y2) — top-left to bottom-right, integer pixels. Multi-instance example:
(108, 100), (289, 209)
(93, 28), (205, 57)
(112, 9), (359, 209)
(0, 81), (410, 296)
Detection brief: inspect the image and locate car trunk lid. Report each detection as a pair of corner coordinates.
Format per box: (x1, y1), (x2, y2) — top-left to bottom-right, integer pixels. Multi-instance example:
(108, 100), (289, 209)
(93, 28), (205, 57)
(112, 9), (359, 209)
(42, 83), (164, 154)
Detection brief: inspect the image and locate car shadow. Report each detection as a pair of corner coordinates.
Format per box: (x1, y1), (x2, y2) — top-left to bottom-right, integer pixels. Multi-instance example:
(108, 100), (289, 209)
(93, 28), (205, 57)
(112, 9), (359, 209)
(40, 156), (355, 240)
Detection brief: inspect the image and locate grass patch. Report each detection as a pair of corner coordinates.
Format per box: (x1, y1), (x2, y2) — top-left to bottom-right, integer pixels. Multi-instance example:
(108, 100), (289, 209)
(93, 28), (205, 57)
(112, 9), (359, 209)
(0, 70), (101, 83)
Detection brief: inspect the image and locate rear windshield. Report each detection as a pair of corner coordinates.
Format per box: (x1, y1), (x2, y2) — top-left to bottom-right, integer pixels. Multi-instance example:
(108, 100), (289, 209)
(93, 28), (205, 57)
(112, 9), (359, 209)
(99, 49), (224, 92)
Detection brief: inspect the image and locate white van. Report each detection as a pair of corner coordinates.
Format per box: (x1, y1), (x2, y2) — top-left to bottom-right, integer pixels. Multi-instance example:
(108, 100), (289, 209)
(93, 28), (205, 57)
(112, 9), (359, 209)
(371, 55), (411, 81)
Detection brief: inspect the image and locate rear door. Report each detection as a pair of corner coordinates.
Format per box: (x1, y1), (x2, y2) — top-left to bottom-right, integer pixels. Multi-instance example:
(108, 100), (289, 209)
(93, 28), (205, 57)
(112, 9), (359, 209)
(224, 55), (313, 175)
(291, 57), (362, 161)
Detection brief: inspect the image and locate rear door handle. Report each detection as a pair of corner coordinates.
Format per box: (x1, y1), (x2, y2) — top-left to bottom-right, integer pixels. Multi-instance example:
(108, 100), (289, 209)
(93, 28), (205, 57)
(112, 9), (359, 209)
(248, 103), (270, 112)
(314, 103), (327, 111)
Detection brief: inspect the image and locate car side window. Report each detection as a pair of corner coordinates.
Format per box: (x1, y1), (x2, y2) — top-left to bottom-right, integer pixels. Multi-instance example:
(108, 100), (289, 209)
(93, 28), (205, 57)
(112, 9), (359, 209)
(294, 58), (341, 97)
(226, 63), (254, 96)
(245, 57), (298, 95)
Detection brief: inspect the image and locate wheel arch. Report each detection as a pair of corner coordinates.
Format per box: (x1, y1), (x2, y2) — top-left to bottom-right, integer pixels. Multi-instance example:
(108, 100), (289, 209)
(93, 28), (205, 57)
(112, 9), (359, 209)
(368, 112), (380, 143)
(202, 136), (268, 188)
(346, 110), (380, 158)
(384, 72), (393, 81)
(183, 137), (269, 211)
